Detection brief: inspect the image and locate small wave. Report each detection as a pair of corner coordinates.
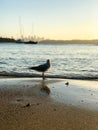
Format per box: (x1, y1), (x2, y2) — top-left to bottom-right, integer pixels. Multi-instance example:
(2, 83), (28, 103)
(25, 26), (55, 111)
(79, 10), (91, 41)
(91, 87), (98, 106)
(0, 71), (98, 80)
(82, 70), (87, 72)
(81, 69), (98, 73)
(0, 62), (7, 64)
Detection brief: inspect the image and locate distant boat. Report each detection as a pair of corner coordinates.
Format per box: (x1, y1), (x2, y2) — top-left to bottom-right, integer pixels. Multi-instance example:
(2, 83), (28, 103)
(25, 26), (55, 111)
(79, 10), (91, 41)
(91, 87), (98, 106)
(16, 39), (38, 44)
(16, 39), (24, 43)
(24, 40), (38, 44)
(16, 17), (38, 44)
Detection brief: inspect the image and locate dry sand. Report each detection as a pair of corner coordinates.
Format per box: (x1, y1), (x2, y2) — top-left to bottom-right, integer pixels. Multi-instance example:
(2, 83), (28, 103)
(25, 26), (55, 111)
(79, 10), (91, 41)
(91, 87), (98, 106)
(0, 78), (98, 130)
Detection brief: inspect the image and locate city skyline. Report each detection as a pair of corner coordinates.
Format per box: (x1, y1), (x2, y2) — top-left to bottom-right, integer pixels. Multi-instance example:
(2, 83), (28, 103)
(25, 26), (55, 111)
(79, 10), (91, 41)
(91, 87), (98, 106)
(0, 0), (98, 40)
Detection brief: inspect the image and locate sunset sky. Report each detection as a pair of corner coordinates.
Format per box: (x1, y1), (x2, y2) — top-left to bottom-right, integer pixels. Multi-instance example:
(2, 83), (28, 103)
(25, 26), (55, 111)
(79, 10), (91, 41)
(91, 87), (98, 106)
(0, 0), (98, 40)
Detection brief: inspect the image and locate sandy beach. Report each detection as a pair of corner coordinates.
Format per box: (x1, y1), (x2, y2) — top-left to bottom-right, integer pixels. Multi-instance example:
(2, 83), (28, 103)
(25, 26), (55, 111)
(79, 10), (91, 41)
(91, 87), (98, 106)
(0, 78), (98, 130)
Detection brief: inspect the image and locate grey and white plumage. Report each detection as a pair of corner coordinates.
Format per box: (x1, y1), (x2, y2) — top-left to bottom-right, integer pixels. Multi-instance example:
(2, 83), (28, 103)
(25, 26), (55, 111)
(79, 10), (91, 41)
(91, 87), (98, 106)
(29, 59), (50, 80)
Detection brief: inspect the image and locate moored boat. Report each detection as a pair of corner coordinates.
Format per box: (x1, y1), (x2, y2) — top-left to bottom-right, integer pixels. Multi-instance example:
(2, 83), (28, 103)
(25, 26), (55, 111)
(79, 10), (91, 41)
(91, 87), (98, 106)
(24, 40), (38, 44)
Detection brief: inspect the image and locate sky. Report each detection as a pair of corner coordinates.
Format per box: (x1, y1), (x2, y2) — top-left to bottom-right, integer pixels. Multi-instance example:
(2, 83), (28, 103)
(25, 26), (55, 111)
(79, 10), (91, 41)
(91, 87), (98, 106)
(0, 0), (98, 40)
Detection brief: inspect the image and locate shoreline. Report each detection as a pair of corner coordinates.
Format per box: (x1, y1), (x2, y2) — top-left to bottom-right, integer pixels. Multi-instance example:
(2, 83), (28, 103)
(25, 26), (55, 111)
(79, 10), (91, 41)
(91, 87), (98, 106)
(0, 71), (98, 80)
(0, 77), (98, 129)
(0, 77), (98, 110)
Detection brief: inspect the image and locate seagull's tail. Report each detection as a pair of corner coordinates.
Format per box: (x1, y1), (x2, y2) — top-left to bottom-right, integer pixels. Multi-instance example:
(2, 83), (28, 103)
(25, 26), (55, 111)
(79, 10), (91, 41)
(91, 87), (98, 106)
(29, 66), (37, 70)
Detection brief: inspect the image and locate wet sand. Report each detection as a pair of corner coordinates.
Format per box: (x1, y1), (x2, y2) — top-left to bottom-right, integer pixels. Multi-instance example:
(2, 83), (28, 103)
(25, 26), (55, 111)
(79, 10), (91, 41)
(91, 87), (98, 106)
(0, 78), (98, 130)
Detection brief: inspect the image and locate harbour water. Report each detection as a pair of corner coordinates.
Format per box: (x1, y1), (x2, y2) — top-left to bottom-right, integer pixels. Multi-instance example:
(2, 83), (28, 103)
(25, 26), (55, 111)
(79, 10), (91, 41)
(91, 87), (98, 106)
(0, 42), (98, 80)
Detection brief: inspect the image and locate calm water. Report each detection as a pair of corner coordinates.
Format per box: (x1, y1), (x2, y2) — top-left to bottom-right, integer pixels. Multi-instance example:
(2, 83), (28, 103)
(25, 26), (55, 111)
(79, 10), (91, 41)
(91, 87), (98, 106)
(0, 42), (98, 80)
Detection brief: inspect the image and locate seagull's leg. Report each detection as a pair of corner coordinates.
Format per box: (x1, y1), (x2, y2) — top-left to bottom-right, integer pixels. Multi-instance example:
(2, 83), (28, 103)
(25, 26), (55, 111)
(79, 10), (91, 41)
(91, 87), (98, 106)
(42, 72), (44, 80)
(42, 72), (45, 80)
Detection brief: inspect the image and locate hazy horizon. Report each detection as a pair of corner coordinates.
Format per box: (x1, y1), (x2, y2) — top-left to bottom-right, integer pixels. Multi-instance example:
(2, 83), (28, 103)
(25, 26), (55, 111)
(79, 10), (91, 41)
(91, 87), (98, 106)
(0, 0), (98, 40)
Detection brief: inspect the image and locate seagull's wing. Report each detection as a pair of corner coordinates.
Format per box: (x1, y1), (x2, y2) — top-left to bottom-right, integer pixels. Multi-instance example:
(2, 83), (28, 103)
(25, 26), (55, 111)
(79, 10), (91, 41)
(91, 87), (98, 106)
(29, 63), (49, 72)
(29, 59), (50, 72)
(37, 63), (49, 72)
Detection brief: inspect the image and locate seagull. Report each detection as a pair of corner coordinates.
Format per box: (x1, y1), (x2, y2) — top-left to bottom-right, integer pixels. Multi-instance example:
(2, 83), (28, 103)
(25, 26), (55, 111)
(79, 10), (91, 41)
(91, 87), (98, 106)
(29, 59), (50, 80)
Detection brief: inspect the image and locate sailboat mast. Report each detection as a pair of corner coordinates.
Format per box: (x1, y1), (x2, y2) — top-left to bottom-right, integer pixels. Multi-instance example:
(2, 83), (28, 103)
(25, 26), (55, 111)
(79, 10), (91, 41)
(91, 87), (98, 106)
(19, 17), (24, 40)
(31, 22), (34, 41)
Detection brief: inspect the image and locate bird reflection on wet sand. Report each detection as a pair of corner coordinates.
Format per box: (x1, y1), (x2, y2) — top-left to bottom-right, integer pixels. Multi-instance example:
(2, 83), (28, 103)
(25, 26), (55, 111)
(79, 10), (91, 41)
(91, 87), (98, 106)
(41, 85), (50, 95)
(40, 81), (50, 95)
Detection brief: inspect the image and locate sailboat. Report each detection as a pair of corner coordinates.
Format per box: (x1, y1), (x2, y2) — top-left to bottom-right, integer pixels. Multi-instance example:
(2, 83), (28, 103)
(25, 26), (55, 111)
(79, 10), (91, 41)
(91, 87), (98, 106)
(16, 17), (38, 44)
(16, 38), (38, 44)
(23, 40), (38, 44)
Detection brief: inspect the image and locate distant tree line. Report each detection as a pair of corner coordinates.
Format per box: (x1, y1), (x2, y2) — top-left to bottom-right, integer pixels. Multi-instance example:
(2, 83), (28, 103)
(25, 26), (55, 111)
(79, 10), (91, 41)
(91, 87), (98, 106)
(40, 39), (98, 44)
(0, 36), (98, 44)
(0, 37), (16, 43)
